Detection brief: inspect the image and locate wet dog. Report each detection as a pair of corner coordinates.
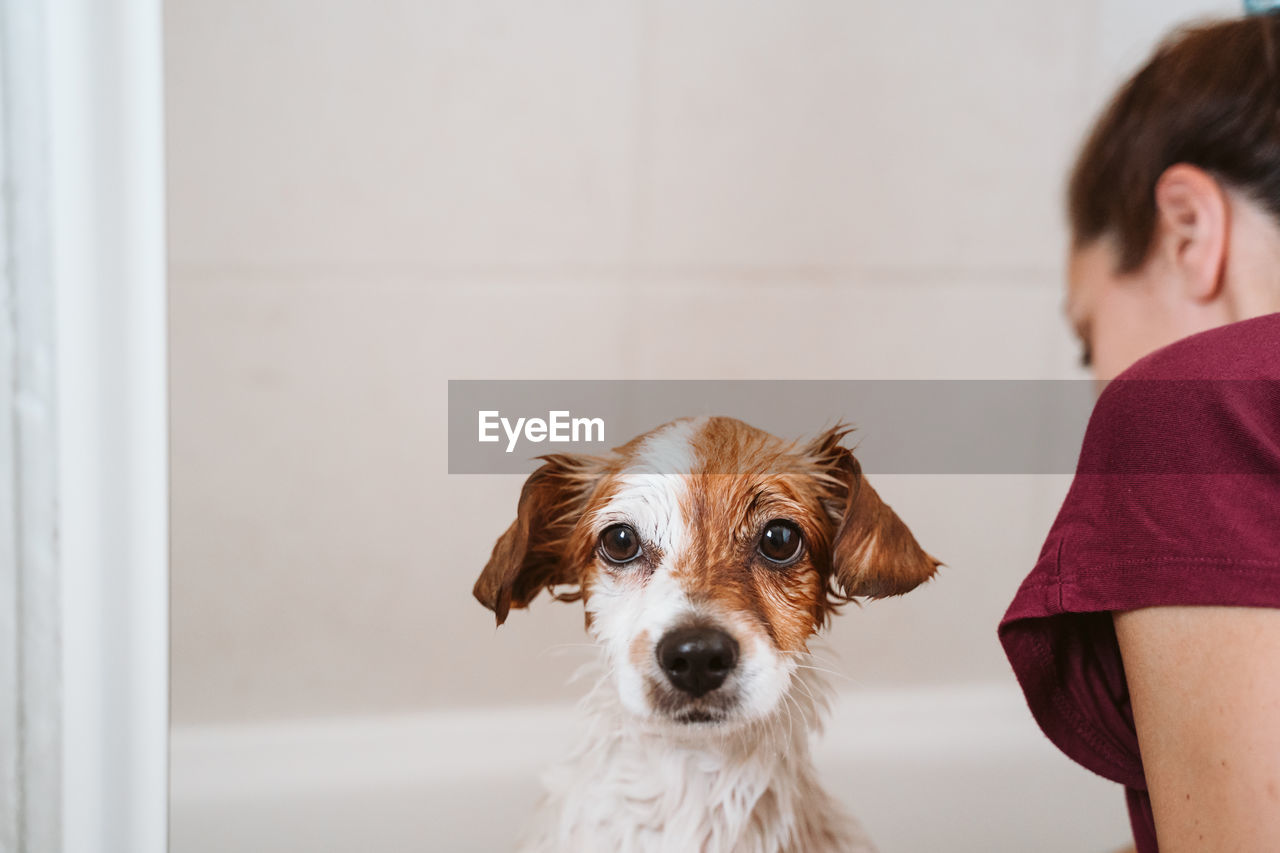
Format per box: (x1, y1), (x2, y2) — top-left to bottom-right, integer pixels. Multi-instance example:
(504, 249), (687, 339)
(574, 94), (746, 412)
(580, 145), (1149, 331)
(475, 417), (940, 852)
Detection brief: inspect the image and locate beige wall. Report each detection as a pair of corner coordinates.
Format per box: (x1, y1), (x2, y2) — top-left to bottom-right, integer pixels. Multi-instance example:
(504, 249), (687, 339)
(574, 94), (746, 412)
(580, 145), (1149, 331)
(168, 0), (1237, 724)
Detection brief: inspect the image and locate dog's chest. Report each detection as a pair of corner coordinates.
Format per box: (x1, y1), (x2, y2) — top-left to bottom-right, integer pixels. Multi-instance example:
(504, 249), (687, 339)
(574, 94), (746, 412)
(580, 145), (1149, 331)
(518, 724), (874, 853)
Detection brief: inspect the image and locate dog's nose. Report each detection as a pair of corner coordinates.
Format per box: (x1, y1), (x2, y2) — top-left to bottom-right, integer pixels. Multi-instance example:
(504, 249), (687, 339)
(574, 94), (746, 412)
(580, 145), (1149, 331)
(656, 627), (739, 698)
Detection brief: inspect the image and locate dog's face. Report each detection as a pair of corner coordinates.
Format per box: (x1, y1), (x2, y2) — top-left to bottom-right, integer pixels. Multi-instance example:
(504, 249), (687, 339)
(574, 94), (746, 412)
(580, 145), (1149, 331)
(474, 417), (939, 729)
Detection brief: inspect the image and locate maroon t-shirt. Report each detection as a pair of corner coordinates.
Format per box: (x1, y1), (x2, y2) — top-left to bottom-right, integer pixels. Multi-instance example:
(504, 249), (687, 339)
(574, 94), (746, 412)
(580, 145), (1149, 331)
(999, 312), (1280, 852)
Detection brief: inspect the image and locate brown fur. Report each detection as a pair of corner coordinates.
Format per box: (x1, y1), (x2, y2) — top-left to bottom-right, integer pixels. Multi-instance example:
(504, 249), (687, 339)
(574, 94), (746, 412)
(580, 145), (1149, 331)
(473, 453), (608, 624)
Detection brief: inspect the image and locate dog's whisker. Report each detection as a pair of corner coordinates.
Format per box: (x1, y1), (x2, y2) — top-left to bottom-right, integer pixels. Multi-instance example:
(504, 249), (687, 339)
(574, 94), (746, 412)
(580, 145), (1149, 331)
(538, 644), (606, 660)
(779, 690), (802, 751)
(781, 649), (846, 670)
(790, 673), (820, 708)
(789, 663), (856, 684)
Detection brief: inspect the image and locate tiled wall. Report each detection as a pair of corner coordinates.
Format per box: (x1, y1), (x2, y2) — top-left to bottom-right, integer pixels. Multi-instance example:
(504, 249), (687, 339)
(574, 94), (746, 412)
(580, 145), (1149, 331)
(168, 0), (1237, 723)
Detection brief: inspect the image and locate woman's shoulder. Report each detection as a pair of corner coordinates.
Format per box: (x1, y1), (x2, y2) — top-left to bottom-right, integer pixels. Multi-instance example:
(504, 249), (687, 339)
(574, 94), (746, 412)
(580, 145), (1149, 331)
(1080, 313), (1280, 476)
(1118, 312), (1280, 381)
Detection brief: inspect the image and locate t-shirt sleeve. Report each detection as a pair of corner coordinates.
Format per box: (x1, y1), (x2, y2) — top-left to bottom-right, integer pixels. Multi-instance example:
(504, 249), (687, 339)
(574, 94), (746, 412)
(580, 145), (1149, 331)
(999, 373), (1280, 789)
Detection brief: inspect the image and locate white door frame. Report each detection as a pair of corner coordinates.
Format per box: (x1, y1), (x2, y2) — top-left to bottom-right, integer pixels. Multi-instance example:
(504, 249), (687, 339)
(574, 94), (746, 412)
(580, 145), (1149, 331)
(1, 0), (168, 851)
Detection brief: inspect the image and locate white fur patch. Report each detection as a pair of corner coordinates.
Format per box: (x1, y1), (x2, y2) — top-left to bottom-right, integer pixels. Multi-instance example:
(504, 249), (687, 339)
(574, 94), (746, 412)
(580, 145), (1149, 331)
(518, 665), (874, 853)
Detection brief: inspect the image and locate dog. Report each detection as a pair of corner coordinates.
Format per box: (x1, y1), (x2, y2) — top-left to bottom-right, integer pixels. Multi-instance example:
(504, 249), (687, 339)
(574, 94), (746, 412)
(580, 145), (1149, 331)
(474, 416), (940, 852)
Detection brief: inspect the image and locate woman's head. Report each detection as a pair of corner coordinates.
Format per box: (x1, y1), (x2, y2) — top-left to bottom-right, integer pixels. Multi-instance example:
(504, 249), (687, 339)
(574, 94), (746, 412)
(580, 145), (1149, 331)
(1066, 15), (1280, 380)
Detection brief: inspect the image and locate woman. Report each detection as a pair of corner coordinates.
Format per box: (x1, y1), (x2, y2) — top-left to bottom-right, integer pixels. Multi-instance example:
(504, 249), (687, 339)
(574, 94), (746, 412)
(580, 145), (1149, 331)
(999, 13), (1280, 853)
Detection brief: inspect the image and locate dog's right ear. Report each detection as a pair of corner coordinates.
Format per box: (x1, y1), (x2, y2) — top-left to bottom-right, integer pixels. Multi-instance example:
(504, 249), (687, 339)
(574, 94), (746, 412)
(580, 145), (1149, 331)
(474, 454), (603, 626)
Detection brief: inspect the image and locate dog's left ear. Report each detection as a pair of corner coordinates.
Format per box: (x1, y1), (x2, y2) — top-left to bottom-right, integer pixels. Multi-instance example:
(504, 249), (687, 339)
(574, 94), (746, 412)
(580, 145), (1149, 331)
(806, 427), (941, 599)
(474, 454), (602, 626)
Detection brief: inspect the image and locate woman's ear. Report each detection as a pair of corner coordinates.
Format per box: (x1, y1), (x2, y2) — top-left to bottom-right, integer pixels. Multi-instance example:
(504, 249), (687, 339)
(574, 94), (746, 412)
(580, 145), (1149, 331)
(473, 454), (603, 625)
(1153, 163), (1229, 301)
(805, 427), (941, 599)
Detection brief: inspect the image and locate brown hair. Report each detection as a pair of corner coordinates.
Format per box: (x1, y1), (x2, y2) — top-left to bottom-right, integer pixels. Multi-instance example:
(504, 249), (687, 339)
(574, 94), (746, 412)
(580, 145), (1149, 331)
(1068, 14), (1280, 272)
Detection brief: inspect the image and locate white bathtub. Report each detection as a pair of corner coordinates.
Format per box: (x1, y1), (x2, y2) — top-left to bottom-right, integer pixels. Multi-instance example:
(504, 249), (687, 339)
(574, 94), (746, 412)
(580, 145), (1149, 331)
(171, 684), (1130, 852)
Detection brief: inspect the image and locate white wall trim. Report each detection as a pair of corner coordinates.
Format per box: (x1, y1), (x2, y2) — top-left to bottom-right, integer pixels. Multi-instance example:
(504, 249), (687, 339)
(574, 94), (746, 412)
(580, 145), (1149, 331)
(2, 0), (63, 849)
(47, 0), (169, 849)
(2, 0), (168, 851)
(0, 44), (22, 852)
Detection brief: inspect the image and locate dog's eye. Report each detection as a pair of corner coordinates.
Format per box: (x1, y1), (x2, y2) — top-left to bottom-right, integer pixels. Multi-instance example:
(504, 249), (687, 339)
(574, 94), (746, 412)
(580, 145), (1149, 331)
(758, 520), (803, 565)
(599, 524), (641, 564)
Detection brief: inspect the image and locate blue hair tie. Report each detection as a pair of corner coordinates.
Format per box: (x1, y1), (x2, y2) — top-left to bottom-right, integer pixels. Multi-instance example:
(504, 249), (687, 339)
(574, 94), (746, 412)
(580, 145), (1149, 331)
(1245, 0), (1280, 14)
